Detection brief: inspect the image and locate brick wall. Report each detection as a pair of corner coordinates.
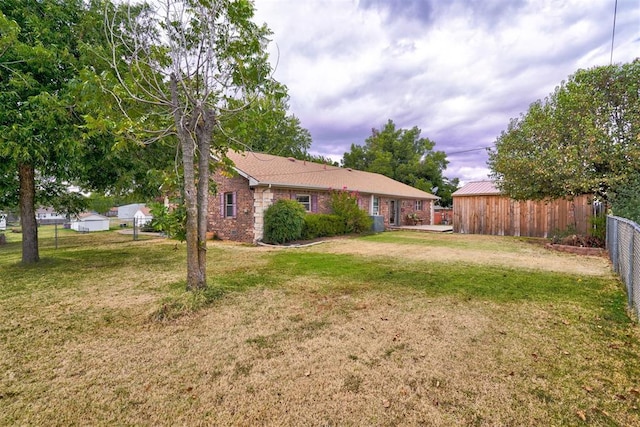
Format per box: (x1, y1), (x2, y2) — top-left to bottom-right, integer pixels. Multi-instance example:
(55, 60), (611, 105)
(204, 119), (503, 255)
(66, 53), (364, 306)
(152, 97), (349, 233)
(374, 198), (433, 227)
(208, 171), (254, 243)
(209, 171), (435, 242)
(271, 189), (332, 213)
(399, 199), (432, 225)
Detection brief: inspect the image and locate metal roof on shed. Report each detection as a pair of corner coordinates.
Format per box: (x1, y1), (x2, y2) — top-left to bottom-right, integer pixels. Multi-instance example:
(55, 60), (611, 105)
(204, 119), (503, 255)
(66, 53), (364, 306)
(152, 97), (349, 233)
(452, 180), (501, 196)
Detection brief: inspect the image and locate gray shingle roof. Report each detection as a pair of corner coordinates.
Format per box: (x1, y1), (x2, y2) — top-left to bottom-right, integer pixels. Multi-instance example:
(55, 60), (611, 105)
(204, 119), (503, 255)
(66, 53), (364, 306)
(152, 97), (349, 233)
(225, 151), (438, 200)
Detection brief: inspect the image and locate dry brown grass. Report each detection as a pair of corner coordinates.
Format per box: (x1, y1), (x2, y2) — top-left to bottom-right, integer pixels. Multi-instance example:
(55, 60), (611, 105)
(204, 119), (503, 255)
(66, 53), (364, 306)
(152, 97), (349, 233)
(310, 232), (611, 277)
(1, 230), (639, 426)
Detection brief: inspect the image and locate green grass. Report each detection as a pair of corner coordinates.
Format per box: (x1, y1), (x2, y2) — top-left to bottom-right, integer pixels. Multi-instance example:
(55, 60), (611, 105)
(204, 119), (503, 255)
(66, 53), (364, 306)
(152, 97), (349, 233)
(267, 251), (616, 305)
(0, 228), (631, 327)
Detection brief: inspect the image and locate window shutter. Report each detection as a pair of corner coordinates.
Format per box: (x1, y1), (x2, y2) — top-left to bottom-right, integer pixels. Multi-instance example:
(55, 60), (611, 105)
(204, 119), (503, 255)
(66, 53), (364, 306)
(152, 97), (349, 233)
(311, 194), (318, 213)
(232, 192), (237, 218)
(220, 193), (224, 218)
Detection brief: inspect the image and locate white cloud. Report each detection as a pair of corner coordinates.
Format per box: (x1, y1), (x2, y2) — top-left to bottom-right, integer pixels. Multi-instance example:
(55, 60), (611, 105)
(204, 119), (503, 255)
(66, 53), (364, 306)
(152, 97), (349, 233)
(253, 0), (640, 183)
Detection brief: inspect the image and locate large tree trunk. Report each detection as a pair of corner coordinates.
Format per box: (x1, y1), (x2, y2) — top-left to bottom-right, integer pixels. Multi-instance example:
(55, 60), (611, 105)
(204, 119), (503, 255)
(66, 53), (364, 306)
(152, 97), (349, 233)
(181, 135), (206, 290)
(196, 108), (214, 287)
(171, 74), (206, 291)
(19, 163), (39, 263)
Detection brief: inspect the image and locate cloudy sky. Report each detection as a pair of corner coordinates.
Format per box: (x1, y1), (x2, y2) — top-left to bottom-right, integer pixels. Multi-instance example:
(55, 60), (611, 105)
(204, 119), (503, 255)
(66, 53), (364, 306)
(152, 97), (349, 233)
(251, 0), (640, 183)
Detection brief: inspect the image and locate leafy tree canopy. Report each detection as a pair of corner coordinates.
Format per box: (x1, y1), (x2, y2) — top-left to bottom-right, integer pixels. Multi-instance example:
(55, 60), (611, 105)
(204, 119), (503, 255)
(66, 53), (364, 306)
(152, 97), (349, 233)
(0, 0), (110, 262)
(0, 0), (84, 189)
(342, 119), (457, 205)
(609, 172), (640, 223)
(488, 60), (640, 202)
(219, 83), (312, 159)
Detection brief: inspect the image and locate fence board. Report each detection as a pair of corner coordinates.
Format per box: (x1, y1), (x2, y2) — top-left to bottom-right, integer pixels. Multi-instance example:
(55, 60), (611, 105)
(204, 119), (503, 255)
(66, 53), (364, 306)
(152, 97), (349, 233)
(453, 194), (593, 237)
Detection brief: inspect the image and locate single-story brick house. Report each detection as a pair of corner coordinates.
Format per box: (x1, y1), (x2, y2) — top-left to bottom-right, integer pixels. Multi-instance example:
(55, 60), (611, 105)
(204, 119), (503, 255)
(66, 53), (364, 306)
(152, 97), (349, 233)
(208, 151), (439, 243)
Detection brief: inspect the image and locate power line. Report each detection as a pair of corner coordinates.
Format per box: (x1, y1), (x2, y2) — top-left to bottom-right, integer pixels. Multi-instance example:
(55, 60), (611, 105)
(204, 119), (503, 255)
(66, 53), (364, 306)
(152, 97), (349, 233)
(610, 0), (618, 65)
(446, 146), (491, 155)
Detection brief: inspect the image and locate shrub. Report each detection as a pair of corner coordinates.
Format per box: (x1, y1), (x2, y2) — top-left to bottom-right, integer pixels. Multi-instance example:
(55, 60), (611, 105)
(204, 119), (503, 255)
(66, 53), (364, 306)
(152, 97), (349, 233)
(610, 173), (640, 223)
(302, 214), (345, 239)
(589, 213), (606, 241)
(263, 199), (306, 244)
(148, 202), (187, 241)
(329, 190), (372, 233)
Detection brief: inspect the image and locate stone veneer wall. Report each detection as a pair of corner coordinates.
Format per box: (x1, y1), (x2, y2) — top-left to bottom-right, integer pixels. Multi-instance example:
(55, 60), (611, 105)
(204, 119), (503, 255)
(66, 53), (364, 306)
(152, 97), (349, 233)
(252, 187), (273, 242)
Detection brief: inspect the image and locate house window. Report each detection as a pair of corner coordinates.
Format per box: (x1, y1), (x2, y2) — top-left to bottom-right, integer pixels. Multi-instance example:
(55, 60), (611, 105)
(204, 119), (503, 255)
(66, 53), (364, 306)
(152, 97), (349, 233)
(415, 200), (423, 211)
(221, 192), (236, 218)
(296, 194), (311, 211)
(372, 196), (379, 215)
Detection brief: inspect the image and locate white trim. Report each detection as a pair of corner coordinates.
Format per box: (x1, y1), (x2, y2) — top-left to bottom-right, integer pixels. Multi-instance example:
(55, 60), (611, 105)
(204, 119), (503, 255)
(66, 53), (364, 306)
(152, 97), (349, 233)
(295, 194), (311, 211)
(370, 195), (380, 215)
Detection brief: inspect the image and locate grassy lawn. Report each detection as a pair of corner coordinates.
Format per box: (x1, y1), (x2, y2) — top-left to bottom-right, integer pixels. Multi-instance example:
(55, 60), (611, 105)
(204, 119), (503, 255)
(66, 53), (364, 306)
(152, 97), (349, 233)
(1, 227), (639, 426)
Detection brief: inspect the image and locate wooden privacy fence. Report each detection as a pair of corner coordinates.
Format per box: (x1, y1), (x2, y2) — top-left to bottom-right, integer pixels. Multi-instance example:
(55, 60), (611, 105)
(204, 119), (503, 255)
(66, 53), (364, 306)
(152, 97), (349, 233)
(453, 194), (593, 237)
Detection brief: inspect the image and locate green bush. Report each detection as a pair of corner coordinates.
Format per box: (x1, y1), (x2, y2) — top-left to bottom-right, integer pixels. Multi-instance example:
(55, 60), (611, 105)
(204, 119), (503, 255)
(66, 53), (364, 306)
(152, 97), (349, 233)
(589, 213), (607, 241)
(610, 173), (640, 223)
(329, 190), (373, 233)
(148, 202), (187, 241)
(302, 214), (345, 239)
(263, 199), (306, 244)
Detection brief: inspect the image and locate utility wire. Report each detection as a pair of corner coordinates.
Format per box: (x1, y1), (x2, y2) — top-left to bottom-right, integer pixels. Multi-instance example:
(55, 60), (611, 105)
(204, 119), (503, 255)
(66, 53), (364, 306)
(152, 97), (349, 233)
(610, 0), (618, 65)
(446, 146), (491, 155)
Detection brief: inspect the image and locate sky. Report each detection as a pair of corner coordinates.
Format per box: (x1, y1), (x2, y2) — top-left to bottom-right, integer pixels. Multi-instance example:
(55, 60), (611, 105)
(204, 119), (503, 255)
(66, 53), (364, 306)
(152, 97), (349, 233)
(251, 0), (640, 184)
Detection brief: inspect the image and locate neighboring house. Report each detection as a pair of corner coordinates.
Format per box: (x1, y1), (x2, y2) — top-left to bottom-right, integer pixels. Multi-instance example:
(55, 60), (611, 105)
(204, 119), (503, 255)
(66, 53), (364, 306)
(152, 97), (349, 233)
(134, 206), (153, 226)
(452, 180), (594, 237)
(70, 212), (110, 232)
(36, 207), (66, 225)
(209, 151), (439, 243)
(117, 203), (146, 221)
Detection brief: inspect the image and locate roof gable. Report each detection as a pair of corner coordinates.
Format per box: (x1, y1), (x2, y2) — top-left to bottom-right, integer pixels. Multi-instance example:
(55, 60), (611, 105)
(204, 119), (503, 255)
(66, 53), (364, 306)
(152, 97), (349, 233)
(224, 151), (438, 200)
(135, 206), (152, 216)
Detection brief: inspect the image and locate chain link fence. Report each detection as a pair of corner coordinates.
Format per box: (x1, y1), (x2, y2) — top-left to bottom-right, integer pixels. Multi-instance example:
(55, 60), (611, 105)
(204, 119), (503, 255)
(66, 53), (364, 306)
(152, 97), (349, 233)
(607, 215), (640, 321)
